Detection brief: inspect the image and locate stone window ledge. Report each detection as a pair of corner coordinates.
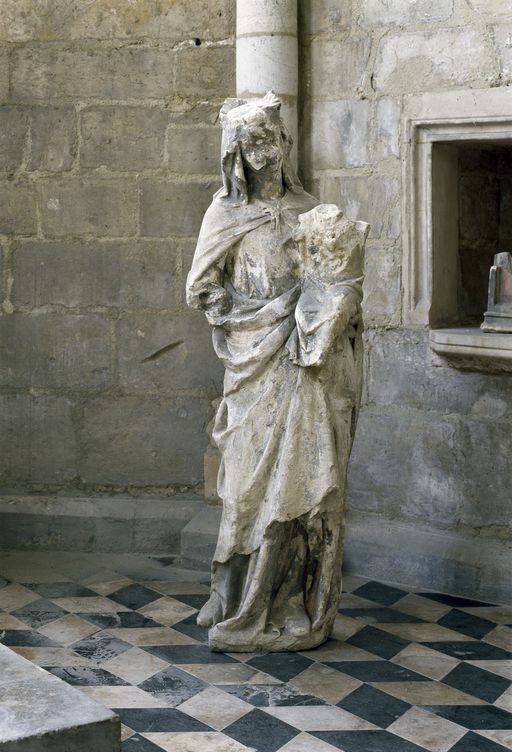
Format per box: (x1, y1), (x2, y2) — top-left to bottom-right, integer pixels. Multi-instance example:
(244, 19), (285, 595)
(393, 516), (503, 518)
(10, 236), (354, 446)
(430, 327), (512, 373)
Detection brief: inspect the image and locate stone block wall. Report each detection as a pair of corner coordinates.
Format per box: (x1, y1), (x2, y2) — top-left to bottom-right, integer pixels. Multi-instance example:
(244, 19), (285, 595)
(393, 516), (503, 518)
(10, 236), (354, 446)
(299, 0), (512, 601)
(1, 0), (511, 599)
(0, 1), (234, 494)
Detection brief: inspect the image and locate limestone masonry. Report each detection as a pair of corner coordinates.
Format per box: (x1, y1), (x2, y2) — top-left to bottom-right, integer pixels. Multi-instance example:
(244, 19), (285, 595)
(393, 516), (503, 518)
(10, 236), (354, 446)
(0, 0), (511, 602)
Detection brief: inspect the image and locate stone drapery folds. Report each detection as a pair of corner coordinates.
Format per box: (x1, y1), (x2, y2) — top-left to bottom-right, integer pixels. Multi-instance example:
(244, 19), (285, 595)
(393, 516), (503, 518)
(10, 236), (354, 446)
(186, 93), (369, 652)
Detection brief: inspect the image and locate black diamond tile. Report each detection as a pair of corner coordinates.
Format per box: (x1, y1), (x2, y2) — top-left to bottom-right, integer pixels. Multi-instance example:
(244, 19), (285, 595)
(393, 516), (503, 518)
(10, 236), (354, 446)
(224, 707), (298, 752)
(220, 683), (327, 707)
(71, 634), (132, 663)
(327, 660), (427, 683)
(423, 705), (512, 730)
(442, 662), (510, 704)
(0, 629), (59, 647)
(78, 612), (161, 630)
(449, 731), (512, 751)
(171, 614), (208, 643)
(109, 584), (161, 610)
(143, 644), (239, 664)
(337, 684), (412, 728)
(246, 653), (314, 682)
(44, 665), (128, 686)
(122, 734), (163, 752)
(423, 641), (511, 661)
(11, 598), (67, 628)
(352, 582), (408, 606)
(169, 594), (209, 610)
(418, 592), (495, 608)
(114, 707), (210, 732)
(138, 665), (208, 707)
(339, 608), (424, 624)
(345, 625), (410, 659)
(24, 582), (97, 598)
(438, 609), (496, 640)
(312, 730), (426, 751)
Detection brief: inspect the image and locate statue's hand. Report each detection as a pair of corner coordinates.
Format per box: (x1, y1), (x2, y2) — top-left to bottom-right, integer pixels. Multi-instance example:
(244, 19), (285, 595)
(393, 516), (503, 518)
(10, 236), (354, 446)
(199, 285), (232, 316)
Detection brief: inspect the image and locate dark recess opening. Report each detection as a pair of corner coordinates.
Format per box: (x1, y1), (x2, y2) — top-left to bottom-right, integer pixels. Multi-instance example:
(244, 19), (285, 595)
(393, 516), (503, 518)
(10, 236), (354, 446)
(458, 143), (512, 325)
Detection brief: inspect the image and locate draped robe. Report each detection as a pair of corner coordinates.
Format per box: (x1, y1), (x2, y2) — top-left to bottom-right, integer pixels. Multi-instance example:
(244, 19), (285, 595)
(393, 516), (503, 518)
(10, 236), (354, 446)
(186, 188), (365, 652)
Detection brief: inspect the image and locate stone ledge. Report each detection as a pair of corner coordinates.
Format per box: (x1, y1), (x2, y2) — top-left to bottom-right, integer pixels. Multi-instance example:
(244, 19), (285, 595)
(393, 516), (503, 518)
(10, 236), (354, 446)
(0, 495), (203, 554)
(181, 506), (222, 570)
(0, 644), (119, 751)
(430, 327), (512, 373)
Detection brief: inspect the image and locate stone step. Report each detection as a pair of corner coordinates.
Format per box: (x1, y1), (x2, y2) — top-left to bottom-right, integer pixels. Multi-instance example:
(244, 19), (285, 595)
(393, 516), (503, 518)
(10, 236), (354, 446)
(0, 644), (119, 751)
(0, 494), (203, 555)
(180, 505), (221, 570)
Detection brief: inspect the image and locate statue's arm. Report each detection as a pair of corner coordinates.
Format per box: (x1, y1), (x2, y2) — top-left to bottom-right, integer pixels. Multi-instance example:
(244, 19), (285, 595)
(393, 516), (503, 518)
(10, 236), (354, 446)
(186, 203), (234, 316)
(193, 281), (232, 317)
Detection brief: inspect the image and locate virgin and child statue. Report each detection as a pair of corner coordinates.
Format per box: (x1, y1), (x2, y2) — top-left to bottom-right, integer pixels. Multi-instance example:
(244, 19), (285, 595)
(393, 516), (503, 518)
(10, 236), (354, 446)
(186, 92), (369, 652)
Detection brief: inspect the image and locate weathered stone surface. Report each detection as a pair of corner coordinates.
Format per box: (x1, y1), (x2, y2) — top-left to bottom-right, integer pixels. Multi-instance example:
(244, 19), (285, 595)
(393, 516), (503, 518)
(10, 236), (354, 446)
(366, 328), (512, 418)
(81, 107), (169, 170)
(0, 0), (233, 42)
(0, 313), (111, 388)
(374, 97), (401, 160)
(0, 181), (37, 235)
(167, 127), (221, 175)
(362, 0), (453, 25)
(29, 107), (76, 172)
(0, 395), (77, 484)
(40, 179), (137, 237)
(167, 102), (222, 127)
(175, 46), (235, 97)
(344, 512), (511, 604)
(0, 495), (203, 554)
(237, 36), (298, 100)
(0, 643), (119, 751)
(362, 245), (401, 327)
(349, 404), (512, 530)
(305, 38), (371, 97)
(0, 49), (8, 102)
(373, 29), (497, 93)
(11, 45), (175, 101)
(303, 99), (370, 171)
(493, 23), (512, 83)
(0, 242), (4, 302)
(12, 240), (179, 310)
(457, 419), (511, 528)
(0, 108), (28, 171)
(299, 0), (352, 34)
(118, 311), (223, 393)
(11, 240), (118, 308)
(471, 0), (512, 15)
(349, 407), (465, 526)
(140, 180), (217, 237)
(118, 241), (180, 310)
(80, 396), (209, 485)
(186, 94), (369, 653)
(322, 175), (399, 240)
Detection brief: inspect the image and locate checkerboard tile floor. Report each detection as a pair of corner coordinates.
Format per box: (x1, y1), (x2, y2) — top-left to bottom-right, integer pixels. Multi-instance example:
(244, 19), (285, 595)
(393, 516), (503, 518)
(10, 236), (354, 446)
(0, 560), (510, 752)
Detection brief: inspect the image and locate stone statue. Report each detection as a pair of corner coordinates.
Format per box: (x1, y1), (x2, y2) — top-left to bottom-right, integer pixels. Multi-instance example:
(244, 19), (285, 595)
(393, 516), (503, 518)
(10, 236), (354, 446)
(186, 92), (369, 652)
(481, 252), (512, 333)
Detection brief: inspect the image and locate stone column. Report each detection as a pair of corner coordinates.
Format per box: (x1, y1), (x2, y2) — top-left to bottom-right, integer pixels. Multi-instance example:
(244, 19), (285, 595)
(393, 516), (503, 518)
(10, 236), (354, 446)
(236, 0), (298, 166)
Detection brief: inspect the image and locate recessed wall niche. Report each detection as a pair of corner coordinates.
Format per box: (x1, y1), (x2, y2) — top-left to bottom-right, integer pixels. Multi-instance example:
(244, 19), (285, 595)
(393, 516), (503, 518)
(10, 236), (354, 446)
(402, 90), (512, 371)
(432, 141), (512, 327)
